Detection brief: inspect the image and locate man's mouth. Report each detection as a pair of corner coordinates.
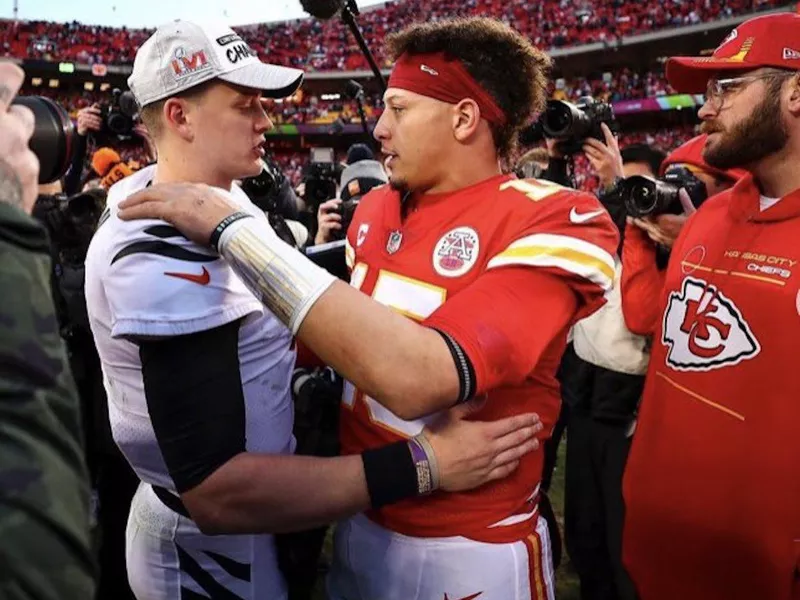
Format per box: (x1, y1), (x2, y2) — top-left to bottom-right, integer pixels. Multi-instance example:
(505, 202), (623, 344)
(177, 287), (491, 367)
(700, 122), (724, 135)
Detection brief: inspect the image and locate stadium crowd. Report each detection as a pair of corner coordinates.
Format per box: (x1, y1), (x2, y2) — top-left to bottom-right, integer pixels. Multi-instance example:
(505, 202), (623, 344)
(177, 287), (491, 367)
(25, 65), (678, 131)
(2, 0), (790, 68)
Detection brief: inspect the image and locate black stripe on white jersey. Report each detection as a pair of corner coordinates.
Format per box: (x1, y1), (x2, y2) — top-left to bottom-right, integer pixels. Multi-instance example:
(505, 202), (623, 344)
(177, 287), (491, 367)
(176, 544), (247, 600)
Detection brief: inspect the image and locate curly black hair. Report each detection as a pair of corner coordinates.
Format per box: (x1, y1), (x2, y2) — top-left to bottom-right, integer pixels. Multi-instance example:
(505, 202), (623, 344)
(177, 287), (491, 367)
(385, 18), (552, 161)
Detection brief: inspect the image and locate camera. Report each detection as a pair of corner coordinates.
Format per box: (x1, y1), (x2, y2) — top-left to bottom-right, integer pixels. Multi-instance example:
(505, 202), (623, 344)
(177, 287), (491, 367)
(33, 190), (105, 259)
(12, 96), (76, 184)
(619, 165), (707, 219)
(334, 199), (359, 241)
(100, 88), (138, 138)
(240, 157), (284, 212)
(303, 147), (339, 207)
(240, 157), (300, 248)
(540, 96), (618, 155)
(291, 366), (341, 457)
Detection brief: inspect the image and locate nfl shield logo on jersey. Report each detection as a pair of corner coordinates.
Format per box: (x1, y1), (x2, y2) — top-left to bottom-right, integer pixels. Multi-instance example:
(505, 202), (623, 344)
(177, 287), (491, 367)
(662, 276), (761, 371)
(433, 226), (480, 278)
(386, 230), (403, 254)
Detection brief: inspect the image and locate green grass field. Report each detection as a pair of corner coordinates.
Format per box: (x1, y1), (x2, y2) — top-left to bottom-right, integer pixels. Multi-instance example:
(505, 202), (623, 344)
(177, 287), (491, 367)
(313, 441), (581, 599)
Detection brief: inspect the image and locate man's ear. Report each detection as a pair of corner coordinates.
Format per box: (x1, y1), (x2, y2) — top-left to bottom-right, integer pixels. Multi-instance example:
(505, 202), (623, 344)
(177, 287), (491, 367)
(786, 73), (800, 118)
(452, 98), (482, 142)
(163, 98), (194, 142)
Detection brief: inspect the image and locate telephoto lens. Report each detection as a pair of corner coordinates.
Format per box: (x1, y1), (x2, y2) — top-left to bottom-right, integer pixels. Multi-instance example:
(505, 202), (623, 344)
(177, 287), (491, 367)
(620, 166), (708, 219)
(13, 96), (76, 184)
(542, 100), (593, 140)
(619, 175), (673, 218)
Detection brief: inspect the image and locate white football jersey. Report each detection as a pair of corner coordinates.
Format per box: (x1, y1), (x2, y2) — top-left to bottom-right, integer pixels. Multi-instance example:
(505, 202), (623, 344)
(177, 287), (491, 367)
(85, 165), (296, 599)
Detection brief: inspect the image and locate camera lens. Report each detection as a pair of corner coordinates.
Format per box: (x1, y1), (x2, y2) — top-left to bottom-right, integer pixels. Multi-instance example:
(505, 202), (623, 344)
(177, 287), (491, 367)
(543, 102), (573, 137)
(118, 91), (139, 118)
(12, 96), (76, 184)
(106, 111), (133, 136)
(620, 175), (659, 218)
(620, 175), (683, 218)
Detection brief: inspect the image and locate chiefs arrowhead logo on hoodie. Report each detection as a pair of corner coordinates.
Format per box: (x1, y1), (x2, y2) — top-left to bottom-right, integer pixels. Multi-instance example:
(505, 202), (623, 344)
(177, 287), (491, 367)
(662, 277), (761, 371)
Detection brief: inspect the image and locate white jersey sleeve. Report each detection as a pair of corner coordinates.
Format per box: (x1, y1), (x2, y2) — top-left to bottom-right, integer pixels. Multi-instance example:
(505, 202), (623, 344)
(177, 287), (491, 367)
(87, 166), (267, 339)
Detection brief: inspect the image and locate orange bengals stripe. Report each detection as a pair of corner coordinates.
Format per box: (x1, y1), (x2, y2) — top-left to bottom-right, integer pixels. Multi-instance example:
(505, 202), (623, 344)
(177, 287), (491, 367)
(525, 532), (547, 600)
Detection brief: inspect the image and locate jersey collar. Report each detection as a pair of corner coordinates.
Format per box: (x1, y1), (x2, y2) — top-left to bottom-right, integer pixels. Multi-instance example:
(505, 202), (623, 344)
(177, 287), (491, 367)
(728, 173), (800, 223)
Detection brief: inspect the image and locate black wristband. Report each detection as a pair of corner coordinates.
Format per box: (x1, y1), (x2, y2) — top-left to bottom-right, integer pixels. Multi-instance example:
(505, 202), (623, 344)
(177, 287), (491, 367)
(361, 441), (418, 509)
(209, 211), (253, 251)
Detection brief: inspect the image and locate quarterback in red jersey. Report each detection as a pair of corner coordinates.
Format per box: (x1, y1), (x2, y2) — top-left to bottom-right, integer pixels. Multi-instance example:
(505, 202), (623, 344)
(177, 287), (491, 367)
(622, 12), (800, 600)
(116, 17), (618, 600)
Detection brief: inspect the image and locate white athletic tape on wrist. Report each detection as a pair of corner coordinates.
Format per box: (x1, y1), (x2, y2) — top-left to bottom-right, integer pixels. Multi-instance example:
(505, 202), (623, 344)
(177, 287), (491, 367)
(218, 217), (336, 333)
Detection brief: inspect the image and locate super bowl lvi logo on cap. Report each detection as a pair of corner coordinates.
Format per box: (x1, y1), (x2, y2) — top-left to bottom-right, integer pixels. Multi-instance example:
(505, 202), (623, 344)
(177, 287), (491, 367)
(433, 226), (480, 278)
(171, 47), (211, 78)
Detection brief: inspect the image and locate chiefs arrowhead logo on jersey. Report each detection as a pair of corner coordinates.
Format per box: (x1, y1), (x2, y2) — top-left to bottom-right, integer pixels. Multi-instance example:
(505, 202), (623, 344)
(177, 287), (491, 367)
(662, 276), (760, 371)
(433, 226), (480, 277)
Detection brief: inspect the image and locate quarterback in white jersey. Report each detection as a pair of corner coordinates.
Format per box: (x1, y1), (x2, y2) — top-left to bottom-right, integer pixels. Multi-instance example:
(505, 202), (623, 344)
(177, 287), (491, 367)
(87, 165), (296, 598)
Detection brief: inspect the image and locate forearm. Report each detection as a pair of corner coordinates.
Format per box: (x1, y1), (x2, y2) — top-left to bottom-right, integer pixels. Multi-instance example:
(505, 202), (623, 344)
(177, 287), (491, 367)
(184, 453), (370, 534)
(620, 223), (665, 336)
(220, 221), (459, 418)
(298, 283), (458, 417)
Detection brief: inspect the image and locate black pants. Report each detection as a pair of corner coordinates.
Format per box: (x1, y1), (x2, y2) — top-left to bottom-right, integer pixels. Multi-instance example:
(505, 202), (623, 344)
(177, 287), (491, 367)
(94, 448), (139, 600)
(564, 409), (637, 600)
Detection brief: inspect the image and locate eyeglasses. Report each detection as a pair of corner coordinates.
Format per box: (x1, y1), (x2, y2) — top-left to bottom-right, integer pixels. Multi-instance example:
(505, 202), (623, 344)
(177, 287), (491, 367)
(705, 70), (794, 107)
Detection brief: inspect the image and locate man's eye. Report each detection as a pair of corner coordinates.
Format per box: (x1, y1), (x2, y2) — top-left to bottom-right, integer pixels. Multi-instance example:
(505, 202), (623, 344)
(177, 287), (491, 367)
(392, 106), (404, 114)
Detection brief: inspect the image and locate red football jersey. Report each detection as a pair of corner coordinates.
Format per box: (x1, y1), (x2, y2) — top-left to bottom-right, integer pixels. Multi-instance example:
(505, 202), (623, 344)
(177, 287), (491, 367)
(623, 175), (800, 599)
(342, 174), (619, 543)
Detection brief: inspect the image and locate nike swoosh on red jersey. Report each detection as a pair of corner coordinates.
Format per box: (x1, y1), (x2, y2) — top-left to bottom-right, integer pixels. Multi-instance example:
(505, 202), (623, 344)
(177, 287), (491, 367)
(164, 266), (211, 285)
(443, 593), (483, 600)
(569, 207), (606, 224)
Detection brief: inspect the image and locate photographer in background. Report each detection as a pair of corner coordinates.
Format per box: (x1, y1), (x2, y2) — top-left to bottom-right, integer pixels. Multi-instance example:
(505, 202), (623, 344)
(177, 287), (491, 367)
(528, 96), (618, 190)
(563, 127), (666, 600)
(314, 143), (387, 245)
(619, 135), (745, 336)
(586, 128), (667, 234)
(299, 147), (341, 239)
(64, 100), (156, 196)
(0, 60), (95, 599)
(240, 154), (307, 248)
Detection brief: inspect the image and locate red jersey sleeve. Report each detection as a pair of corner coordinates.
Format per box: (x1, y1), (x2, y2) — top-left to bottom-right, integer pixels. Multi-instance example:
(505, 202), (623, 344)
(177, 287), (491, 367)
(486, 183), (619, 320)
(620, 222), (665, 336)
(424, 182), (619, 394)
(423, 267), (577, 394)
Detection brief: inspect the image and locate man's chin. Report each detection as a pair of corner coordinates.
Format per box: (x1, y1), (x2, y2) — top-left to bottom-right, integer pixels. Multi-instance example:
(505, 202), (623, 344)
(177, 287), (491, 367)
(389, 176), (408, 192)
(239, 162), (264, 180)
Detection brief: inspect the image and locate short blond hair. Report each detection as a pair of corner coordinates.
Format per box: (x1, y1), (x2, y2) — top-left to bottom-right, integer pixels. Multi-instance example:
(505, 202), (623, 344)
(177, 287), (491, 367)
(139, 79), (217, 139)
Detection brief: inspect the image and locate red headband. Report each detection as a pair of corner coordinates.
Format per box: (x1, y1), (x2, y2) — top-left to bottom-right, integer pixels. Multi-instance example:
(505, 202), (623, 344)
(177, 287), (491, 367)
(387, 52), (507, 126)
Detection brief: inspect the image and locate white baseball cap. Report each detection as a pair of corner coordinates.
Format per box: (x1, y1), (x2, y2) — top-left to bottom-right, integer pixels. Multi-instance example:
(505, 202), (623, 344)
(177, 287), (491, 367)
(128, 20), (304, 107)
